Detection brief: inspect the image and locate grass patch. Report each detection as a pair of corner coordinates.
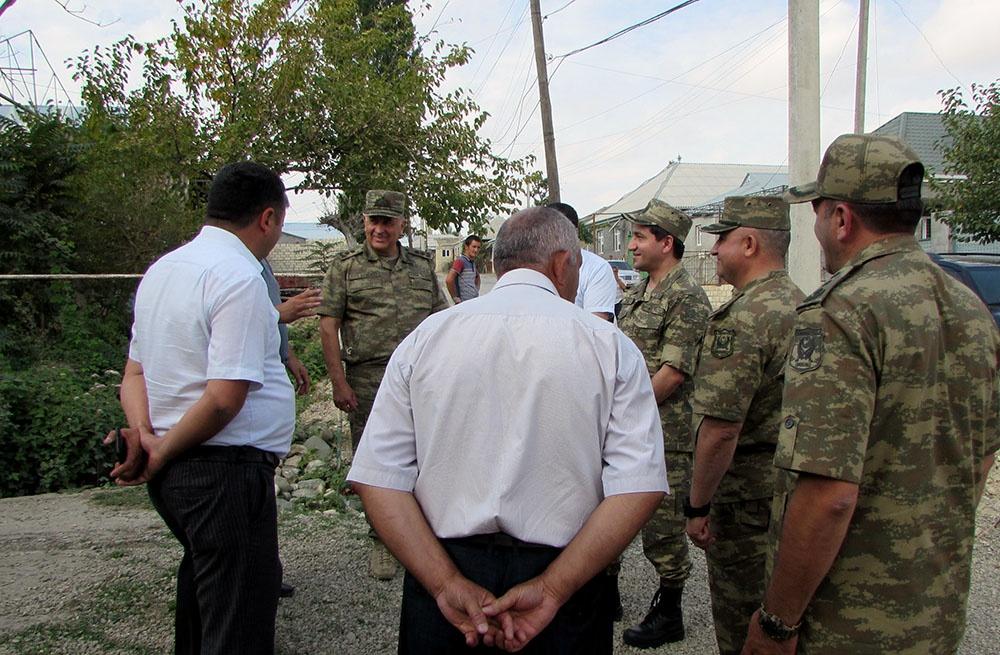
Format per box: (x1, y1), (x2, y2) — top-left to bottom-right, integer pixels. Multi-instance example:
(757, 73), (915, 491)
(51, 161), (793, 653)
(89, 486), (153, 510)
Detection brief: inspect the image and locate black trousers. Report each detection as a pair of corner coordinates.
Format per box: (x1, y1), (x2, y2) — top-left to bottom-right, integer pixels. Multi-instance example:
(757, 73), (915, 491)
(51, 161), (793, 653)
(147, 446), (281, 655)
(399, 536), (614, 655)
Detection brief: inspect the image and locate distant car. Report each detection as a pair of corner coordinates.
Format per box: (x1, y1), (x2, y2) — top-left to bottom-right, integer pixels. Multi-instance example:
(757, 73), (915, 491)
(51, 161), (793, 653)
(930, 253), (1000, 329)
(607, 259), (641, 287)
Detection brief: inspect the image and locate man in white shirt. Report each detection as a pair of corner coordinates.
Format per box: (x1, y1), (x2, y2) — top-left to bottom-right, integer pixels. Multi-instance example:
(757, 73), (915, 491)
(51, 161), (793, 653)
(348, 206), (668, 654)
(111, 162), (295, 655)
(547, 202), (618, 321)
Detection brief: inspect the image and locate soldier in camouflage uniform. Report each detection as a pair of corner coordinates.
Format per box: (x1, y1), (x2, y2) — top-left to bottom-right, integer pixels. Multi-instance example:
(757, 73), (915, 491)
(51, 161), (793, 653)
(683, 196), (803, 655)
(617, 199), (711, 649)
(743, 134), (1000, 654)
(317, 190), (448, 580)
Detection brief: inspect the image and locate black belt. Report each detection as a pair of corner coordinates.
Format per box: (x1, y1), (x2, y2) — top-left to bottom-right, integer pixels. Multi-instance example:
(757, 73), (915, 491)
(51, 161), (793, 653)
(182, 445), (279, 468)
(443, 533), (560, 551)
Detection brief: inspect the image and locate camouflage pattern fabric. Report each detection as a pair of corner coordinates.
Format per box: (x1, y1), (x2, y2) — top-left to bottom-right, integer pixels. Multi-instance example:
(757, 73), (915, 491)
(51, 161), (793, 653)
(364, 189), (407, 220)
(619, 265), (708, 584)
(317, 241), (447, 448)
(705, 498), (769, 655)
(691, 270), (804, 502)
(688, 269), (802, 654)
(770, 235), (1000, 654)
(618, 265), (711, 452)
(640, 451), (692, 587)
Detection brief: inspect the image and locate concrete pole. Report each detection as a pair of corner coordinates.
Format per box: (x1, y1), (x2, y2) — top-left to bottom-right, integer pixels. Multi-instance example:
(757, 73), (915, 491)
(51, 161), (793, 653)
(529, 0), (561, 203)
(787, 0), (822, 293)
(853, 0), (870, 133)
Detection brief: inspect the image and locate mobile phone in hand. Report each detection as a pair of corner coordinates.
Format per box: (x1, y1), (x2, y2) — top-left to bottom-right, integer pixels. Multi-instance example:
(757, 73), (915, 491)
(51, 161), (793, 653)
(114, 428), (128, 464)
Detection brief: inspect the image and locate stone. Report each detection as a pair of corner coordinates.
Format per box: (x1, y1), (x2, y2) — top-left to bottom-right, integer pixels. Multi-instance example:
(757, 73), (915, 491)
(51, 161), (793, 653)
(289, 444), (307, 455)
(298, 478), (325, 491)
(304, 435), (332, 459)
(322, 508), (339, 516)
(276, 498), (294, 513)
(281, 466), (300, 479)
(275, 477), (292, 494)
(284, 455), (302, 468)
(305, 459), (325, 473)
(292, 486), (322, 499)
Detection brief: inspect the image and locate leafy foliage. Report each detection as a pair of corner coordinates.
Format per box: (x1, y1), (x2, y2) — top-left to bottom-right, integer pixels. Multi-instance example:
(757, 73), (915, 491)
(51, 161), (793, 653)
(934, 80), (1000, 243)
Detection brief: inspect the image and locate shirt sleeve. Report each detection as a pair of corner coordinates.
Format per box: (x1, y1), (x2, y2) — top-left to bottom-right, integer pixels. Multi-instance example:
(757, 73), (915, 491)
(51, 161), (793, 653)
(205, 274), (276, 387)
(690, 314), (763, 423)
(346, 337), (419, 491)
(430, 265), (449, 313)
(450, 259), (464, 273)
(602, 338), (671, 497)
(773, 305), (875, 484)
(316, 257), (347, 318)
(581, 262), (617, 315)
(658, 293), (709, 376)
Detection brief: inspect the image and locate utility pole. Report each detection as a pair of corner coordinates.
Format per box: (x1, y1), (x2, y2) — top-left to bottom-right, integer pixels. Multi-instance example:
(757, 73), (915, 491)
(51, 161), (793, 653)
(853, 0), (871, 133)
(529, 0), (561, 203)
(787, 0), (822, 293)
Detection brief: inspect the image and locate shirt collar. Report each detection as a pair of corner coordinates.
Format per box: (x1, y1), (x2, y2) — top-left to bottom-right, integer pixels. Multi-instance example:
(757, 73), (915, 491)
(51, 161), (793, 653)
(363, 240), (412, 265)
(494, 268), (558, 296)
(197, 225), (262, 272)
(845, 234), (920, 270)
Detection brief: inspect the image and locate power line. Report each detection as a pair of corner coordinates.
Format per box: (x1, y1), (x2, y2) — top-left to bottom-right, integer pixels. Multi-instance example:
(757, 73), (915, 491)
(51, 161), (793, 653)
(885, 0), (963, 87)
(544, 0), (578, 19)
(555, 0), (701, 60)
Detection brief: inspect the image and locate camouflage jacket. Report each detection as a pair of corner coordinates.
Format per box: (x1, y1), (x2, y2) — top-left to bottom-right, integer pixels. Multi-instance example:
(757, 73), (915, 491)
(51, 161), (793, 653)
(770, 235), (1000, 653)
(619, 265), (710, 452)
(690, 270), (803, 502)
(317, 241), (448, 367)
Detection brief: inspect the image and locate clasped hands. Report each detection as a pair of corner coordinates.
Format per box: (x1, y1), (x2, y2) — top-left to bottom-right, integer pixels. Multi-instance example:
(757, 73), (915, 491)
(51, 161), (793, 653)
(102, 426), (166, 486)
(434, 571), (564, 652)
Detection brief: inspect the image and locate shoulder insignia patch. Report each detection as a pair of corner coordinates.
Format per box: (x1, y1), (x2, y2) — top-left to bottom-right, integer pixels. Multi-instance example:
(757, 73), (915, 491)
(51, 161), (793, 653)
(710, 328), (735, 358)
(789, 327), (824, 372)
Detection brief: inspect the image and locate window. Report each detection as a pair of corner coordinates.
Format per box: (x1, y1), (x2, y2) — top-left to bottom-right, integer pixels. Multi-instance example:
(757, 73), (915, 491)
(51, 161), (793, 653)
(696, 226), (703, 247)
(597, 229), (606, 253)
(613, 228), (622, 252)
(920, 216), (932, 241)
(443, 248), (450, 257)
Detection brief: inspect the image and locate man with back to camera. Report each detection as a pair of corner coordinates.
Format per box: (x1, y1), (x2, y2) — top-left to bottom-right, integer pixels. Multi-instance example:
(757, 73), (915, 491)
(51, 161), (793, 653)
(547, 202), (618, 321)
(108, 161), (294, 655)
(446, 235), (482, 303)
(347, 206), (668, 654)
(316, 189), (448, 580)
(742, 133), (999, 654)
(616, 198), (711, 648)
(683, 196), (803, 655)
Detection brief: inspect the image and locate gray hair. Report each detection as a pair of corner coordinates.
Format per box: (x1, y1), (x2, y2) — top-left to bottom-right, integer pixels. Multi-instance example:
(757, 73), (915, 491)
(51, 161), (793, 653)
(493, 207), (581, 275)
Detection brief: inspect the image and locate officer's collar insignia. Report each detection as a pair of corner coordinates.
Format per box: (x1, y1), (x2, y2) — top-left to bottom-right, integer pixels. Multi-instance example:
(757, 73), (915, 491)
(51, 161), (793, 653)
(710, 328), (735, 359)
(789, 327), (824, 372)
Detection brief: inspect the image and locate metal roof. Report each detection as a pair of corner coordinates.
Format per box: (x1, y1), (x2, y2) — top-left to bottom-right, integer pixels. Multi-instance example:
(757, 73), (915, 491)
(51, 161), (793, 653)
(871, 112), (952, 173)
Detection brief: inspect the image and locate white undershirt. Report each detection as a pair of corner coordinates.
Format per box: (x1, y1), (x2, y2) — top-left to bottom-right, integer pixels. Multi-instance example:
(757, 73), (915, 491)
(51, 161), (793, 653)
(576, 249), (618, 316)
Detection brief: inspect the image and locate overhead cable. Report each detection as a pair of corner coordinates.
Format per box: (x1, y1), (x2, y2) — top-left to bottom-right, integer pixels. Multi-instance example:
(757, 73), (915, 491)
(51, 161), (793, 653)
(555, 0), (701, 60)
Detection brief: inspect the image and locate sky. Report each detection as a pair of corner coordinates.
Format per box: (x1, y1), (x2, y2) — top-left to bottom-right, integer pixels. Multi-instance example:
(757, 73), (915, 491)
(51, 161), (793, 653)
(2, 0), (999, 222)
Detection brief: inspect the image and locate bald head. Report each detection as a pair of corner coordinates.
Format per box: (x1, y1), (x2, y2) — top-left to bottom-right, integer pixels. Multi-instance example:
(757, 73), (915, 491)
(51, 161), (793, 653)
(494, 207), (581, 276)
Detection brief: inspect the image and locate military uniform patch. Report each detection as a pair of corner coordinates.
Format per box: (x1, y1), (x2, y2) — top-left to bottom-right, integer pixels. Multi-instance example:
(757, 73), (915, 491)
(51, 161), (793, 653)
(710, 328), (735, 358)
(789, 327), (824, 372)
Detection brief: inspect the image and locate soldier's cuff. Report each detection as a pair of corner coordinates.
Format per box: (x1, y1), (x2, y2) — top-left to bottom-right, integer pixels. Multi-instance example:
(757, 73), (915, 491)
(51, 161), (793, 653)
(658, 344), (695, 375)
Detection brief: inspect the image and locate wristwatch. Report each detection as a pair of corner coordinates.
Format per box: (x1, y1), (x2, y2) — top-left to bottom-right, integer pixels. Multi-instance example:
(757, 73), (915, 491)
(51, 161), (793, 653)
(758, 605), (801, 641)
(682, 495), (710, 518)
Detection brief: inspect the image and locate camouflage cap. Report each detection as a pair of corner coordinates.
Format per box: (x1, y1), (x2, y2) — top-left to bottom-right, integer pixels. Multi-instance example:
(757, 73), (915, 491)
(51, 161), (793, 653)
(784, 133), (924, 204)
(364, 190), (407, 220)
(626, 198), (693, 243)
(702, 196), (790, 234)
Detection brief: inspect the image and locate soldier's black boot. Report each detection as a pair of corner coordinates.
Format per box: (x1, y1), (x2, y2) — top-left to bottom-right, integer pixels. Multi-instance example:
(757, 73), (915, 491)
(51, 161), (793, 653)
(621, 584), (685, 648)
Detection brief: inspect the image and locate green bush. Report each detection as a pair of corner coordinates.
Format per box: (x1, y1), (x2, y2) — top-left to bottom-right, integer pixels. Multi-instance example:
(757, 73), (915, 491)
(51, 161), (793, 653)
(0, 364), (123, 497)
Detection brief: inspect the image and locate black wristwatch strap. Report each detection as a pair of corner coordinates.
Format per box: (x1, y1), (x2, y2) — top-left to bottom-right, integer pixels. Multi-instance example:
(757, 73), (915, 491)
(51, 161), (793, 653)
(682, 495), (711, 518)
(758, 605), (801, 641)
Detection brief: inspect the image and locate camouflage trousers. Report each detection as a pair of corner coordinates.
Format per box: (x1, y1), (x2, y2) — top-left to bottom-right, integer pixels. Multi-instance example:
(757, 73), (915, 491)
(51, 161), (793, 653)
(705, 497), (770, 655)
(642, 451), (692, 587)
(345, 363), (387, 452)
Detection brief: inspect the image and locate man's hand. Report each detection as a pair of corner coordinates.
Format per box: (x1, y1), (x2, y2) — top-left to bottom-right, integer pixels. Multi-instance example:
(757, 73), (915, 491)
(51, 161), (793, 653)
(686, 516), (715, 550)
(332, 378), (358, 412)
(285, 352), (311, 395)
(276, 288), (322, 324)
(483, 576), (562, 652)
(741, 609), (798, 655)
(103, 427), (166, 486)
(434, 573), (499, 648)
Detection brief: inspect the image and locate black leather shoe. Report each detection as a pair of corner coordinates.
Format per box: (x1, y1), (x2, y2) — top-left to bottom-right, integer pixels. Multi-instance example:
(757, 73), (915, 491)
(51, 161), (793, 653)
(621, 585), (684, 648)
(279, 581), (296, 599)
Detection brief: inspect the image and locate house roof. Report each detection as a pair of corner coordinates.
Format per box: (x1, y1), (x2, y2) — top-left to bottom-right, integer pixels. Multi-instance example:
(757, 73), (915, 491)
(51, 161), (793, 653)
(870, 112), (952, 173)
(586, 162), (787, 223)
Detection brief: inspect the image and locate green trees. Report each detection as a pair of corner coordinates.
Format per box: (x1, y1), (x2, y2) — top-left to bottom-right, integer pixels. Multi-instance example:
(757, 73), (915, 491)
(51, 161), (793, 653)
(935, 80), (1000, 243)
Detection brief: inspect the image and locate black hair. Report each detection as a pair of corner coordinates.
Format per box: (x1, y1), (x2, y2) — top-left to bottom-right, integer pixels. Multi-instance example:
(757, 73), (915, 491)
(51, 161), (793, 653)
(464, 234), (483, 247)
(848, 164), (925, 234)
(546, 202), (579, 228)
(206, 161), (288, 228)
(649, 225), (685, 259)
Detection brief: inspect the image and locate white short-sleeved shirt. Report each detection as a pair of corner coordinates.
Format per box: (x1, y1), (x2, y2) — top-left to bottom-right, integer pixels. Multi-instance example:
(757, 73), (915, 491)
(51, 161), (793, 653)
(576, 249), (617, 316)
(347, 268), (668, 547)
(129, 226), (295, 455)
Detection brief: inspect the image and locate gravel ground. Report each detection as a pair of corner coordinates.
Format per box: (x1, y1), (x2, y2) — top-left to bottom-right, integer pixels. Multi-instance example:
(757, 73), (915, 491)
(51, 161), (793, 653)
(0, 466), (998, 654)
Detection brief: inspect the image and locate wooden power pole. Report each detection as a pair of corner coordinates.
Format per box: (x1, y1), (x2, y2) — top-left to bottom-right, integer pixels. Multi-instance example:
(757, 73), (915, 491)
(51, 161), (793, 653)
(853, 0), (871, 133)
(529, 0), (561, 203)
